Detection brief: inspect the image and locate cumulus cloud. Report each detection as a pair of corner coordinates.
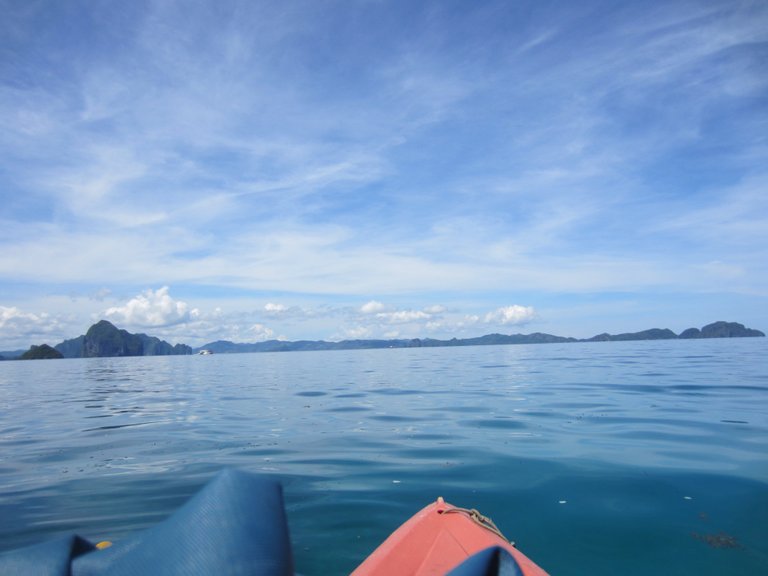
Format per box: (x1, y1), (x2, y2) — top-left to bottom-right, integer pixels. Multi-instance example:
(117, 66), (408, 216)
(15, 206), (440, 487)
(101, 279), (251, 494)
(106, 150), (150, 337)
(103, 286), (198, 327)
(264, 302), (288, 314)
(248, 323), (275, 341)
(0, 306), (66, 349)
(484, 305), (536, 326)
(0, 306), (45, 329)
(344, 326), (373, 339)
(357, 301), (447, 324)
(0, 306), (55, 333)
(376, 310), (431, 323)
(360, 300), (385, 314)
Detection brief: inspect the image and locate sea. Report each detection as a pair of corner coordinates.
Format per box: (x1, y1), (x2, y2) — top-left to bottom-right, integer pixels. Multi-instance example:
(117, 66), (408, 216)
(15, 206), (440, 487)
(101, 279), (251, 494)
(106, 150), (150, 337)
(0, 338), (766, 575)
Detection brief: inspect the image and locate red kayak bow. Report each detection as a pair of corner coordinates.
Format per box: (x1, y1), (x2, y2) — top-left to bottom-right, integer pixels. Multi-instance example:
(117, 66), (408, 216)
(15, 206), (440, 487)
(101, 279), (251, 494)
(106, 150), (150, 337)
(351, 497), (549, 575)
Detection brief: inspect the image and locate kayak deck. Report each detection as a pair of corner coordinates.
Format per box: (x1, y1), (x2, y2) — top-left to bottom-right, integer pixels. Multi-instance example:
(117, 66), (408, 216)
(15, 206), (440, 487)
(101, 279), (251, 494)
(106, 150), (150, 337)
(351, 497), (549, 576)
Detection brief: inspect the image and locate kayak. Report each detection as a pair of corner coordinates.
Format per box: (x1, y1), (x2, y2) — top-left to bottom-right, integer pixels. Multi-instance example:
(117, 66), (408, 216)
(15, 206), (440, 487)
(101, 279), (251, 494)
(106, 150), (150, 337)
(352, 497), (549, 576)
(0, 470), (548, 576)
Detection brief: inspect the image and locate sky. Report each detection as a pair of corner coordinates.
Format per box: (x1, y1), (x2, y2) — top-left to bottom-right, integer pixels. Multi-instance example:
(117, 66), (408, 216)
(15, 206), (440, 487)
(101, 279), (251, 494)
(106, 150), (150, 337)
(0, 0), (766, 350)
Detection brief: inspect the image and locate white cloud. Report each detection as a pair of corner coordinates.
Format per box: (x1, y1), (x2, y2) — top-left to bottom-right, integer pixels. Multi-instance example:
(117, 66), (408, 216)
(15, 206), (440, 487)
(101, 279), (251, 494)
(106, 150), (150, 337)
(247, 323), (275, 341)
(264, 302), (288, 313)
(516, 27), (559, 54)
(484, 305), (536, 326)
(0, 306), (45, 329)
(335, 302), (542, 340)
(360, 300), (385, 314)
(0, 306), (65, 349)
(359, 303), (446, 325)
(653, 173), (768, 248)
(423, 304), (446, 314)
(103, 287), (198, 328)
(376, 310), (431, 324)
(343, 326), (373, 339)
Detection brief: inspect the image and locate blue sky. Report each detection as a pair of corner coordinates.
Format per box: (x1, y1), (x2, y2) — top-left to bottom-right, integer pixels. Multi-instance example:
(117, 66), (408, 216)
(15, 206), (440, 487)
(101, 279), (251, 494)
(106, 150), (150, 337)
(1, 0), (766, 349)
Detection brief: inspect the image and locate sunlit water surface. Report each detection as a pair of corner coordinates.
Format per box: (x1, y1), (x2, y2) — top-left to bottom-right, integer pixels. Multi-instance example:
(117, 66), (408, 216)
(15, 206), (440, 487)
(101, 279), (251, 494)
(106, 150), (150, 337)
(1, 339), (766, 574)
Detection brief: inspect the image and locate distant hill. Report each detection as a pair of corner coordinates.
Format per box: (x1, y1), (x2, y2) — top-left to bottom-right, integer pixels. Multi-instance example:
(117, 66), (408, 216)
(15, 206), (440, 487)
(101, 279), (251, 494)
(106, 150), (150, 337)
(194, 321), (763, 354)
(195, 331), (578, 354)
(19, 344), (63, 360)
(584, 328), (679, 342)
(55, 320), (192, 358)
(583, 322), (763, 342)
(678, 321), (765, 339)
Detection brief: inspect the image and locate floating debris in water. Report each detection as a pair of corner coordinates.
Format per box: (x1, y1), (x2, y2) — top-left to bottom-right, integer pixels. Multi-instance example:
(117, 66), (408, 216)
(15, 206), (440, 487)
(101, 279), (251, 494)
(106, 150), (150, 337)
(683, 496), (693, 500)
(558, 500), (567, 504)
(692, 532), (743, 549)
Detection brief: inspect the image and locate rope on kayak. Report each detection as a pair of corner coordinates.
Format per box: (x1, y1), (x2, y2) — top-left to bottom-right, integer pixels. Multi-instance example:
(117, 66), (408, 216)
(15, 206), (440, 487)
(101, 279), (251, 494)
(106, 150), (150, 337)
(443, 506), (515, 547)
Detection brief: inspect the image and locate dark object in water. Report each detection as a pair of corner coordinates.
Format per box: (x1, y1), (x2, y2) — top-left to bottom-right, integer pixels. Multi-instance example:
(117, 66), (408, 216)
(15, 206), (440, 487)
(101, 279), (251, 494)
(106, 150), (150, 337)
(692, 531), (743, 549)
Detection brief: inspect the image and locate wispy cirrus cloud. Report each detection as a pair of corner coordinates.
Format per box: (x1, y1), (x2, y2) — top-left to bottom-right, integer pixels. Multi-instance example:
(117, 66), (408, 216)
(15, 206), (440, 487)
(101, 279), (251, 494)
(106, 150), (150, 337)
(0, 1), (766, 348)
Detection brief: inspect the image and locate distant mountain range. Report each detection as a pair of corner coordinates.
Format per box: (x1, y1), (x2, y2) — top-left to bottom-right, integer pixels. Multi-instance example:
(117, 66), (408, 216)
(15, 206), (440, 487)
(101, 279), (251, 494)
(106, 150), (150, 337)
(195, 321), (764, 354)
(0, 320), (763, 360)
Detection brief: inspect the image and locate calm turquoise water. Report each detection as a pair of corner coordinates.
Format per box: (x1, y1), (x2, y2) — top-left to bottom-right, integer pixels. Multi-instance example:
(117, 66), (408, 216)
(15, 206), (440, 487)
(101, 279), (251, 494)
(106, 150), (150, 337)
(1, 339), (766, 574)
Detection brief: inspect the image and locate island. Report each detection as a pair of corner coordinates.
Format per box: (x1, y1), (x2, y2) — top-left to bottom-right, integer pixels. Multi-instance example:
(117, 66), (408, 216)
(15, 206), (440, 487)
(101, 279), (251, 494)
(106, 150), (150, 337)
(18, 344), (63, 360)
(190, 321), (763, 354)
(54, 320), (192, 358)
(0, 320), (763, 360)
(678, 321), (765, 339)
